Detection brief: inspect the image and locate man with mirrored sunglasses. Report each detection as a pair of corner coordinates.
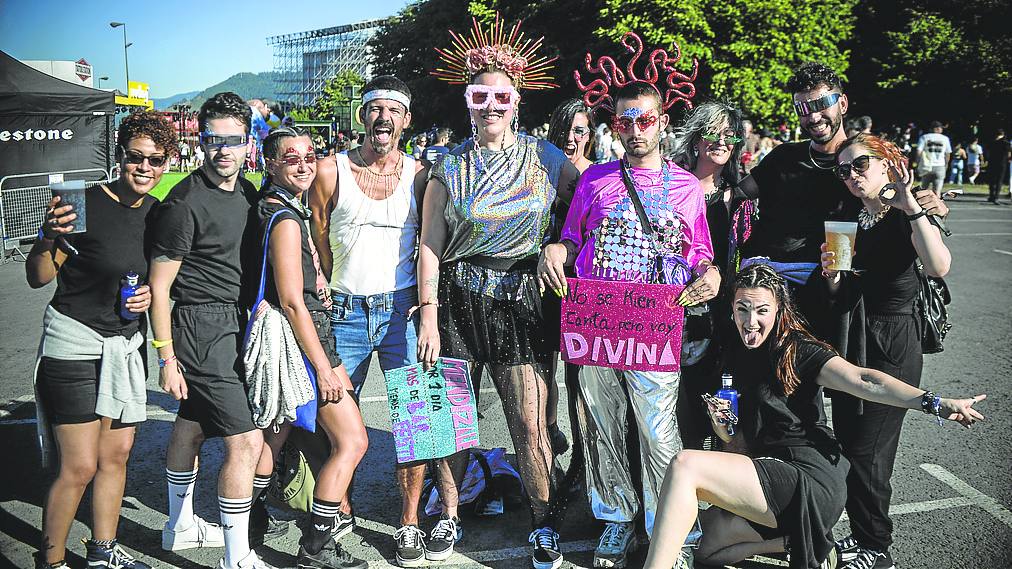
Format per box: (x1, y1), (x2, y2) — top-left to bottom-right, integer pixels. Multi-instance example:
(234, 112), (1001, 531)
(148, 92), (278, 569)
(740, 62), (946, 345)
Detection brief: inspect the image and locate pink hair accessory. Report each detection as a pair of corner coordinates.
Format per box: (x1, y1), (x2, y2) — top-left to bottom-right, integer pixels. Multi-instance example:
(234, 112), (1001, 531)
(574, 31), (699, 113)
(432, 13), (558, 91)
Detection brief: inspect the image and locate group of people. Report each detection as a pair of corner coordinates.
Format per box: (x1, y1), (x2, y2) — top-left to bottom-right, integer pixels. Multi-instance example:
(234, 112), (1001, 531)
(27, 15), (986, 569)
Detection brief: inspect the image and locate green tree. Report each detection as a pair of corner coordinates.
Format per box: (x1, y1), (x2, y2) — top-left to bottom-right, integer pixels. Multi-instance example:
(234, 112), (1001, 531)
(314, 70), (365, 122)
(595, 0), (858, 127)
(845, 0), (1012, 136)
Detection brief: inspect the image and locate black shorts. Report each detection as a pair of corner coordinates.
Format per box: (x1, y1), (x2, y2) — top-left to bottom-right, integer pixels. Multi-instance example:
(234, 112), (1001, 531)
(311, 310), (342, 369)
(36, 357), (132, 427)
(172, 303), (255, 438)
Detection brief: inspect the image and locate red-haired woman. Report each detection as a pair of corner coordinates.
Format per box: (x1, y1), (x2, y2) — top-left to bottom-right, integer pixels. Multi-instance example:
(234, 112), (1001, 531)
(639, 263), (983, 569)
(27, 111), (177, 569)
(821, 134), (952, 569)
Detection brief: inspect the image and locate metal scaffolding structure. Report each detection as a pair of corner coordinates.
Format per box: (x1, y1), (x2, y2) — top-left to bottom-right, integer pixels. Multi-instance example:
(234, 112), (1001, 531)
(267, 19), (385, 107)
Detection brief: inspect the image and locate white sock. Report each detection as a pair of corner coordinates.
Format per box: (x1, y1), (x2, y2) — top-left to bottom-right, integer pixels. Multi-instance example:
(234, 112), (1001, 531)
(219, 495), (253, 568)
(166, 468), (197, 531)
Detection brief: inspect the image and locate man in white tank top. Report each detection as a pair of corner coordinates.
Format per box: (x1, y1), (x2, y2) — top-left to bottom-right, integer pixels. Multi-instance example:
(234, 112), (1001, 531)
(310, 76), (465, 568)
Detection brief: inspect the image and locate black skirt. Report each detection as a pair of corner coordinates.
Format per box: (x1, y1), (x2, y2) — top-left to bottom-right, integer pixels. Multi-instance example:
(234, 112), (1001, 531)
(749, 444), (850, 569)
(437, 257), (551, 366)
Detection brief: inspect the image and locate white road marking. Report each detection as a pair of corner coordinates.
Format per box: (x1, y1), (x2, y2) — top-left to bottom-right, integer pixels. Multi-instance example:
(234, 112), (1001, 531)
(921, 463), (1012, 529)
(949, 233), (1012, 237)
(993, 249), (1012, 256)
(947, 219), (1012, 222)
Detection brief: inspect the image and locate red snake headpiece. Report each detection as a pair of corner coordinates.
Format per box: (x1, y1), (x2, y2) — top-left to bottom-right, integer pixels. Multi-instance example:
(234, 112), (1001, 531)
(574, 31), (698, 114)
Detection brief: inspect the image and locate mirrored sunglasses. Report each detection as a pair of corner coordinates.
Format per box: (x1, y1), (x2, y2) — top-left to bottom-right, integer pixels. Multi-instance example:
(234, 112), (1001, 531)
(793, 92), (841, 116)
(571, 126), (591, 139)
(199, 132), (248, 148)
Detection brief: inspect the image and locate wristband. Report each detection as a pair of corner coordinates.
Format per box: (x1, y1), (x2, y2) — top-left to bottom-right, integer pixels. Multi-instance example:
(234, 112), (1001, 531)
(151, 338), (173, 349)
(418, 301), (439, 309)
(906, 209), (927, 221)
(920, 390), (943, 426)
(158, 355), (178, 368)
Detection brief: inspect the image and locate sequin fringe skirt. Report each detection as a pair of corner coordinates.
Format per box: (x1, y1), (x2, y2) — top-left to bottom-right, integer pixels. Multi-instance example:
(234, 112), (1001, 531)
(437, 258), (550, 366)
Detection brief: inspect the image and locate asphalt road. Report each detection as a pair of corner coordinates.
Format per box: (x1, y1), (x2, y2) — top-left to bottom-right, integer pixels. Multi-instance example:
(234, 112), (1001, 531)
(0, 194), (1009, 569)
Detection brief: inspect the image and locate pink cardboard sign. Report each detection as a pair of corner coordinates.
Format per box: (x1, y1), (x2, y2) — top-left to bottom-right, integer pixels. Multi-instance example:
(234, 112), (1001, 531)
(560, 277), (685, 372)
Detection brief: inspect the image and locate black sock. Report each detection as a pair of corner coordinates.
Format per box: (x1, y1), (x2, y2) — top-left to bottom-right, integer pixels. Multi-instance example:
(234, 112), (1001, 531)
(251, 474), (272, 526)
(304, 497), (341, 555)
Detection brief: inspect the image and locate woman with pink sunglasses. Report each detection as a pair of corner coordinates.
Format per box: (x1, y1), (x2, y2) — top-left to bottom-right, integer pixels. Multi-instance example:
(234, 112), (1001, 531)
(417, 15), (581, 569)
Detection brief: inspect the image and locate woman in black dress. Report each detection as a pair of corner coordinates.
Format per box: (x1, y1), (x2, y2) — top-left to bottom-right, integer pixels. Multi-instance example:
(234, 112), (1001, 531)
(641, 263), (984, 569)
(27, 111), (177, 569)
(823, 133), (951, 569)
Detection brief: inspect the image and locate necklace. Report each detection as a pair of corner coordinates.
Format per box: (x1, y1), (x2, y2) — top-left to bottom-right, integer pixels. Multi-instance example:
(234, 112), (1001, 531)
(808, 143), (836, 170)
(858, 204), (891, 229)
(353, 148), (403, 200)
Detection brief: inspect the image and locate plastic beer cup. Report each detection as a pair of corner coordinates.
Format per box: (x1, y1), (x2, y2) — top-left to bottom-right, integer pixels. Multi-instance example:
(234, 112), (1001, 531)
(50, 180), (87, 234)
(824, 221), (858, 271)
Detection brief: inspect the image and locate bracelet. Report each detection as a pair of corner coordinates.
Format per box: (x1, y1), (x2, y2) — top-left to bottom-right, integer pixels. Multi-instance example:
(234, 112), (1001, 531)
(920, 390), (944, 426)
(418, 301), (439, 309)
(158, 355), (178, 368)
(906, 209), (927, 221)
(151, 338), (173, 349)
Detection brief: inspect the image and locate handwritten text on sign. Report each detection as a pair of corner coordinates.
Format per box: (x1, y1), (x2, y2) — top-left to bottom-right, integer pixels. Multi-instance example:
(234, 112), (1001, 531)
(560, 278), (685, 372)
(384, 357), (480, 463)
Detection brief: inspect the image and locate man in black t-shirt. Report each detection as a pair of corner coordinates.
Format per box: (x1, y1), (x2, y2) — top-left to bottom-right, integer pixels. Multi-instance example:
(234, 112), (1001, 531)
(148, 93), (276, 569)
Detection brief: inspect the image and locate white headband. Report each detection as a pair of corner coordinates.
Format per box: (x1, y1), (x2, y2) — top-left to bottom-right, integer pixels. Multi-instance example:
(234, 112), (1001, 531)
(361, 89), (411, 111)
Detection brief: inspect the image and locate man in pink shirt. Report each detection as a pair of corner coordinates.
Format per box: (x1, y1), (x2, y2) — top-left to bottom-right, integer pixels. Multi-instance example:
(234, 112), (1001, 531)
(539, 81), (719, 569)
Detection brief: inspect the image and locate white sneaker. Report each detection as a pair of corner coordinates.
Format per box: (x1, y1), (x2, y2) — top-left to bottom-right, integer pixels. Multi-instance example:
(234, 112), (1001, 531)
(218, 550), (278, 569)
(162, 515), (225, 551)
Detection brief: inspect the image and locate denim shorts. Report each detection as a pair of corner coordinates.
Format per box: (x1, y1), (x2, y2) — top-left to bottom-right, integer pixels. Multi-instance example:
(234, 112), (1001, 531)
(329, 287), (419, 395)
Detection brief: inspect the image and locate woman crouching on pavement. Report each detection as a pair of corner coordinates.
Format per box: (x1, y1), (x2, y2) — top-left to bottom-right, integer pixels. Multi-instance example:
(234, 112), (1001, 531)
(641, 263), (984, 569)
(249, 127), (369, 569)
(27, 110), (177, 569)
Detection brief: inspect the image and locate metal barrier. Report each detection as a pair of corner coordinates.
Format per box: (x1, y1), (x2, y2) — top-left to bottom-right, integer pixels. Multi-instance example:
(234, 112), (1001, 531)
(0, 169), (110, 263)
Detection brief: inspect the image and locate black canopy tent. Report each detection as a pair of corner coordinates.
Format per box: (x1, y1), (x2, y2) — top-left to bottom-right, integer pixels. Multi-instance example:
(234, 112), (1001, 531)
(0, 50), (115, 260)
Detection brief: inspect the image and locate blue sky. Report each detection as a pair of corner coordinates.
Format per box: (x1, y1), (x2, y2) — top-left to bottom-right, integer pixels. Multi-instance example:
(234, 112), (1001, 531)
(0, 0), (413, 98)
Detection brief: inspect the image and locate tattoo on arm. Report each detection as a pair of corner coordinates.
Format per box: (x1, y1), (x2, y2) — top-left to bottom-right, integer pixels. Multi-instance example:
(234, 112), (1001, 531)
(423, 275), (439, 304)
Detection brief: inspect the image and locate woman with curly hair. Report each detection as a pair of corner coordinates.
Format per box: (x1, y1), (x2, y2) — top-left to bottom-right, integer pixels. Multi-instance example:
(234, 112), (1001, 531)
(642, 263), (983, 569)
(669, 100), (757, 450)
(822, 134), (951, 569)
(26, 110), (177, 569)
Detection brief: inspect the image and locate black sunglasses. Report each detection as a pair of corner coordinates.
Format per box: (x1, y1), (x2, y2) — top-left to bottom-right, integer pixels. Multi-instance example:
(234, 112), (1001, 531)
(122, 148), (167, 168)
(834, 155), (873, 179)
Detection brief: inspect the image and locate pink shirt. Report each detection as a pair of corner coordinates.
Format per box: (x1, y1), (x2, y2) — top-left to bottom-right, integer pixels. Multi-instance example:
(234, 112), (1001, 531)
(561, 160), (712, 283)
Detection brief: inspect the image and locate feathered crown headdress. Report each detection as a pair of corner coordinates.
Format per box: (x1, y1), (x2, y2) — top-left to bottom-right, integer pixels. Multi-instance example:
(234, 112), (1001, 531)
(432, 13), (558, 90)
(574, 32), (699, 113)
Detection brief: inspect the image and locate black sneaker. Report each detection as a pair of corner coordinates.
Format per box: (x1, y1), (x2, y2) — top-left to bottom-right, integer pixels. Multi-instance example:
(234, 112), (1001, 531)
(677, 546), (695, 569)
(34, 554), (69, 569)
(548, 424), (570, 455)
(528, 526), (563, 569)
(331, 511), (356, 541)
(85, 539), (151, 569)
(835, 535), (859, 562)
(393, 525), (427, 567)
(425, 515), (462, 561)
(297, 540), (368, 569)
(839, 547), (894, 569)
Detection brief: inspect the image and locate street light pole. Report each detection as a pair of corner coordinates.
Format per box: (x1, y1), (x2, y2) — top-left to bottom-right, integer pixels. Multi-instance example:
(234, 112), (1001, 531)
(109, 22), (130, 94)
(98, 76), (109, 88)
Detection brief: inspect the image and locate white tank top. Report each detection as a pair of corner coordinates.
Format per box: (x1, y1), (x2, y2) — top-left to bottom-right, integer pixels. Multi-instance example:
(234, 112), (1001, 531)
(328, 152), (419, 295)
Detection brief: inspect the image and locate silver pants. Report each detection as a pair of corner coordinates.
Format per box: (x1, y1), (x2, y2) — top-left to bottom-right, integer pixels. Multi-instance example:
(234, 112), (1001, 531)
(578, 365), (684, 537)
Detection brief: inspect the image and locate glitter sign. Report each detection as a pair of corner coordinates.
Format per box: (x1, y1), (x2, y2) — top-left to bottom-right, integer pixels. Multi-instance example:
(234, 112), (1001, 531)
(384, 357), (480, 463)
(560, 278), (685, 372)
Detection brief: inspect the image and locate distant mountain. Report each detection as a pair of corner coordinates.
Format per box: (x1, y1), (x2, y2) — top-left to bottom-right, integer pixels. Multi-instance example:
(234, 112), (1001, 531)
(160, 72), (281, 109)
(153, 90), (200, 110)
